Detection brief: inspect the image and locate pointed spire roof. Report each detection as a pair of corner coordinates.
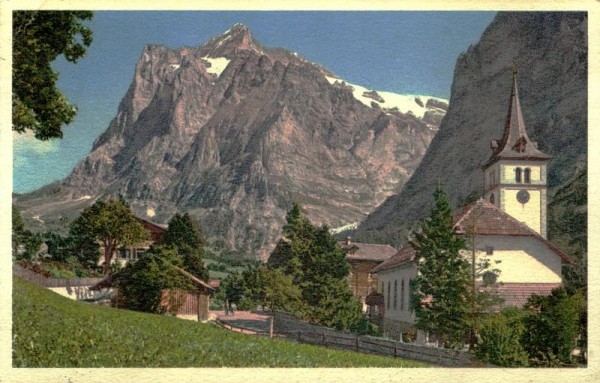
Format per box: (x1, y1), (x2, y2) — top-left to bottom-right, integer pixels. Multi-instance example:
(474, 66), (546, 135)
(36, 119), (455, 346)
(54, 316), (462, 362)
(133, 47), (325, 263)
(484, 66), (551, 168)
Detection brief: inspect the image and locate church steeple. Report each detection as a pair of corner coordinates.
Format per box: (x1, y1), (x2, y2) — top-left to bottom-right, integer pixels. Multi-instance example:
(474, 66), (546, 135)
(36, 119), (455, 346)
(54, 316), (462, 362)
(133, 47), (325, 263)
(484, 65), (551, 169)
(482, 66), (551, 238)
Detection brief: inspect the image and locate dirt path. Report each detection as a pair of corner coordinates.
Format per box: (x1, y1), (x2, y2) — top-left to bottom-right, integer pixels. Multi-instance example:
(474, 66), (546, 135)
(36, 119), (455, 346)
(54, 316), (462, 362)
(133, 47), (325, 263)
(213, 310), (328, 335)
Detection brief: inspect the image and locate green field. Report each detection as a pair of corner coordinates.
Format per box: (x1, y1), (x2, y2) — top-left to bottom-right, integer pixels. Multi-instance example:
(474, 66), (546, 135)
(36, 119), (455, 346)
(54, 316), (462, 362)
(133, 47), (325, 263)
(13, 277), (429, 367)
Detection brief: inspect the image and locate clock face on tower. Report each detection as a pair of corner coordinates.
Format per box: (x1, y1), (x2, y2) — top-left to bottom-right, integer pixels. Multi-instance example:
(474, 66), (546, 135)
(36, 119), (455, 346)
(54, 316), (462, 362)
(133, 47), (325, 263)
(516, 189), (530, 204)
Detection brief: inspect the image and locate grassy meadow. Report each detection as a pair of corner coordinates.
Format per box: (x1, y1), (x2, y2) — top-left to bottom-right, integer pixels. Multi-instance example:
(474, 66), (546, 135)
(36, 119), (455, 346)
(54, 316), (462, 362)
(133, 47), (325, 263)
(13, 277), (429, 368)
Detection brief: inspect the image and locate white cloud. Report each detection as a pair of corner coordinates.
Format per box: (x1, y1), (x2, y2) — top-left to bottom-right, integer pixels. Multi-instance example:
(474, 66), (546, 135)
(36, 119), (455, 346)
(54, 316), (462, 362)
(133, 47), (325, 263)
(13, 131), (60, 156)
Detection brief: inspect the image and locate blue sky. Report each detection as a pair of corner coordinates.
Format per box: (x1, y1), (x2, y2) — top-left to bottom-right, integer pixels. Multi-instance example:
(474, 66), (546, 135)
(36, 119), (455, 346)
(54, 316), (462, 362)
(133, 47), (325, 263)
(13, 11), (496, 193)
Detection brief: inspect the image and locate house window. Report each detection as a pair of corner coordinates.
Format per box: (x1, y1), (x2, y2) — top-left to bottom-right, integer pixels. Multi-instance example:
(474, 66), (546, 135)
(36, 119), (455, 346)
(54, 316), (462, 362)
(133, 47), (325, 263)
(524, 168), (531, 183)
(387, 281), (391, 309)
(381, 281), (384, 294)
(489, 193), (495, 205)
(119, 249), (130, 260)
(393, 280), (397, 310)
(135, 249), (146, 260)
(400, 279), (405, 311)
(486, 246), (494, 255)
(515, 167), (522, 183)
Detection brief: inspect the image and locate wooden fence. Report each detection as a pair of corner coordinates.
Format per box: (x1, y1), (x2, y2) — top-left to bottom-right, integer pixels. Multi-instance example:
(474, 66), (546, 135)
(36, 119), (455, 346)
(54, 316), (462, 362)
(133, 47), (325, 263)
(13, 264), (103, 288)
(214, 314), (483, 367)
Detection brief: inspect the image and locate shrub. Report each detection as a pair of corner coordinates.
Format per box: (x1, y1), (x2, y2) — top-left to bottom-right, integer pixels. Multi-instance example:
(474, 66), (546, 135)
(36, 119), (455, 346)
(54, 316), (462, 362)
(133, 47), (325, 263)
(522, 288), (585, 365)
(116, 246), (192, 314)
(476, 308), (529, 366)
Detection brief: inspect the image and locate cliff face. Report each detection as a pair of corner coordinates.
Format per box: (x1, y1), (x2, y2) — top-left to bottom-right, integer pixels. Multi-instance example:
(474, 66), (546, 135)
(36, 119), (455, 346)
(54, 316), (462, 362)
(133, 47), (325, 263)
(355, 12), (587, 245)
(19, 24), (447, 259)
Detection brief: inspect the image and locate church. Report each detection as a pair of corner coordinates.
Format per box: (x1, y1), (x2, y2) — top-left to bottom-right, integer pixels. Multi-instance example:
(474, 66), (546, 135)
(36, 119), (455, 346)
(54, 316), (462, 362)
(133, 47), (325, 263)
(371, 69), (573, 340)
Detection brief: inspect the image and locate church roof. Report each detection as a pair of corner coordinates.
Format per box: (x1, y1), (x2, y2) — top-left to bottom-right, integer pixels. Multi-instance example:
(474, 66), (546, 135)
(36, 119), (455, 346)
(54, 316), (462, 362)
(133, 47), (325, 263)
(453, 198), (571, 264)
(482, 282), (561, 309)
(339, 240), (397, 262)
(483, 70), (551, 168)
(372, 198), (572, 273)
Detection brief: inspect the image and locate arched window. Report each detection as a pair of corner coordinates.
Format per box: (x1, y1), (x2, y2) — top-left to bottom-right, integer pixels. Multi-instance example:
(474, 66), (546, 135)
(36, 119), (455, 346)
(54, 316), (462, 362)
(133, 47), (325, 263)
(524, 167), (531, 183)
(515, 167), (522, 183)
(401, 279), (405, 311)
(490, 193), (495, 205)
(387, 281), (391, 309)
(393, 280), (397, 310)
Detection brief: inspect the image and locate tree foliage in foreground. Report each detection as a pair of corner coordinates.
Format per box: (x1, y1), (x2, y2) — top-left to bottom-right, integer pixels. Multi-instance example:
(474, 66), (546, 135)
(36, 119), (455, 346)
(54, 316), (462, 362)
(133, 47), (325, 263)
(13, 11), (93, 140)
(522, 287), (586, 365)
(476, 308), (529, 367)
(70, 199), (148, 275)
(409, 187), (470, 346)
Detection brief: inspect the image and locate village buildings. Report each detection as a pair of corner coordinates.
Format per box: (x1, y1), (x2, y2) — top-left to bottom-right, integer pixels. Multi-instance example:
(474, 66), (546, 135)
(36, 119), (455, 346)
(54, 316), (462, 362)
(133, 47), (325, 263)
(372, 71), (573, 339)
(338, 237), (396, 311)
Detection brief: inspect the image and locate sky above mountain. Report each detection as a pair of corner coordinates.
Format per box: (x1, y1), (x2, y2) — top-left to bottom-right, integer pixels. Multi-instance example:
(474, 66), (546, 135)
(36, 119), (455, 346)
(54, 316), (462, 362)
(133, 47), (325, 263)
(13, 11), (496, 193)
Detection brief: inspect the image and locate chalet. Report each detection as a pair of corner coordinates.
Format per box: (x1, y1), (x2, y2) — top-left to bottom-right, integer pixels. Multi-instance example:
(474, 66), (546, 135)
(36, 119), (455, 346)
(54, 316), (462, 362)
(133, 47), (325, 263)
(97, 217), (167, 266)
(372, 68), (573, 340)
(89, 265), (216, 322)
(338, 237), (396, 313)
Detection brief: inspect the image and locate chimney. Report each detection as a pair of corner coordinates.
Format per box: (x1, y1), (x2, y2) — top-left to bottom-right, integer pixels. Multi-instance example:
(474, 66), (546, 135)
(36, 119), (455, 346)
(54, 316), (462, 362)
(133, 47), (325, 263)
(346, 236), (351, 245)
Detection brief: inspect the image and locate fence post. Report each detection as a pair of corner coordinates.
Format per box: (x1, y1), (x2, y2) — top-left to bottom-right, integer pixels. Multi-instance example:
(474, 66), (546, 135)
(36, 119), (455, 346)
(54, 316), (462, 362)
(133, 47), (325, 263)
(322, 331), (326, 345)
(298, 331), (301, 342)
(355, 336), (359, 352)
(394, 345), (397, 358)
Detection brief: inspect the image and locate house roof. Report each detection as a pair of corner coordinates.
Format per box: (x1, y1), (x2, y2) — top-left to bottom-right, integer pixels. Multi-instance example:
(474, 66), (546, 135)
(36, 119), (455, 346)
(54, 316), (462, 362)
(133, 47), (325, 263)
(371, 246), (416, 273)
(484, 71), (551, 168)
(338, 240), (397, 262)
(372, 198), (572, 273)
(89, 263), (215, 293)
(136, 217), (167, 242)
(482, 282), (561, 308)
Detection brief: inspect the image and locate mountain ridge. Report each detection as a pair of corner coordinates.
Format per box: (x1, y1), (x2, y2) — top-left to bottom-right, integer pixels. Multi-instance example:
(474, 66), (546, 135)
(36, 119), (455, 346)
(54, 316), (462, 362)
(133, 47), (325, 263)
(16, 23), (448, 260)
(353, 12), (587, 247)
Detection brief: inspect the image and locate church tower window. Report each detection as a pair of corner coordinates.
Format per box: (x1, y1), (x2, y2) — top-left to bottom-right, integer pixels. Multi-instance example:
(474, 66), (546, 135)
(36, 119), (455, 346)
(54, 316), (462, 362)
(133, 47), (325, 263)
(515, 167), (522, 183)
(524, 167), (531, 183)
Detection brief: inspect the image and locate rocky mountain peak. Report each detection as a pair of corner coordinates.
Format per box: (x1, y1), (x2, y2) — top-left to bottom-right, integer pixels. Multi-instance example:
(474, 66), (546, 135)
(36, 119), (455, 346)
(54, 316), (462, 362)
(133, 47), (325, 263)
(18, 24), (449, 260)
(202, 23), (260, 58)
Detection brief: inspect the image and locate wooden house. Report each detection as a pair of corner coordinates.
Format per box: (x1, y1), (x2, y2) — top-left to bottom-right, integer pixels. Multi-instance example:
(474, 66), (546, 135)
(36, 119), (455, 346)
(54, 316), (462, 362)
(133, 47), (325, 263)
(89, 265), (216, 322)
(97, 217), (167, 266)
(338, 237), (396, 311)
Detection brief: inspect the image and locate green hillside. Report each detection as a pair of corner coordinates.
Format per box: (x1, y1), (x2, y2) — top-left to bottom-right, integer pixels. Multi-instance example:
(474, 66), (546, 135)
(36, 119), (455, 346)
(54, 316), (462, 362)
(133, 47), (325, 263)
(12, 277), (428, 367)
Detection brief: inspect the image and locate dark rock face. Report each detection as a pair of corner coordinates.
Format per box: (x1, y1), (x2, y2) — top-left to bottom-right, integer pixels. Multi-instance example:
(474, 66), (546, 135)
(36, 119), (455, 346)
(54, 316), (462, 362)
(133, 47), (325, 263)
(355, 12), (587, 246)
(19, 24), (447, 260)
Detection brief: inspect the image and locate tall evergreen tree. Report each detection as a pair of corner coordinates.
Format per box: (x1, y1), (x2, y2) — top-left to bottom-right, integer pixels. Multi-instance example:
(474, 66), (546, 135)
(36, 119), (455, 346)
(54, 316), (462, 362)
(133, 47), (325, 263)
(163, 213), (208, 281)
(409, 187), (470, 346)
(268, 202), (363, 331)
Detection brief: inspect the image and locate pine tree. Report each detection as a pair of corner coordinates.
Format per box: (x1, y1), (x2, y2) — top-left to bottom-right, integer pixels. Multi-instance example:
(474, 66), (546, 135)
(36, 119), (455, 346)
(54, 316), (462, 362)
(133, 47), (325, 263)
(163, 213), (208, 281)
(410, 187), (470, 346)
(267, 203), (362, 331)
